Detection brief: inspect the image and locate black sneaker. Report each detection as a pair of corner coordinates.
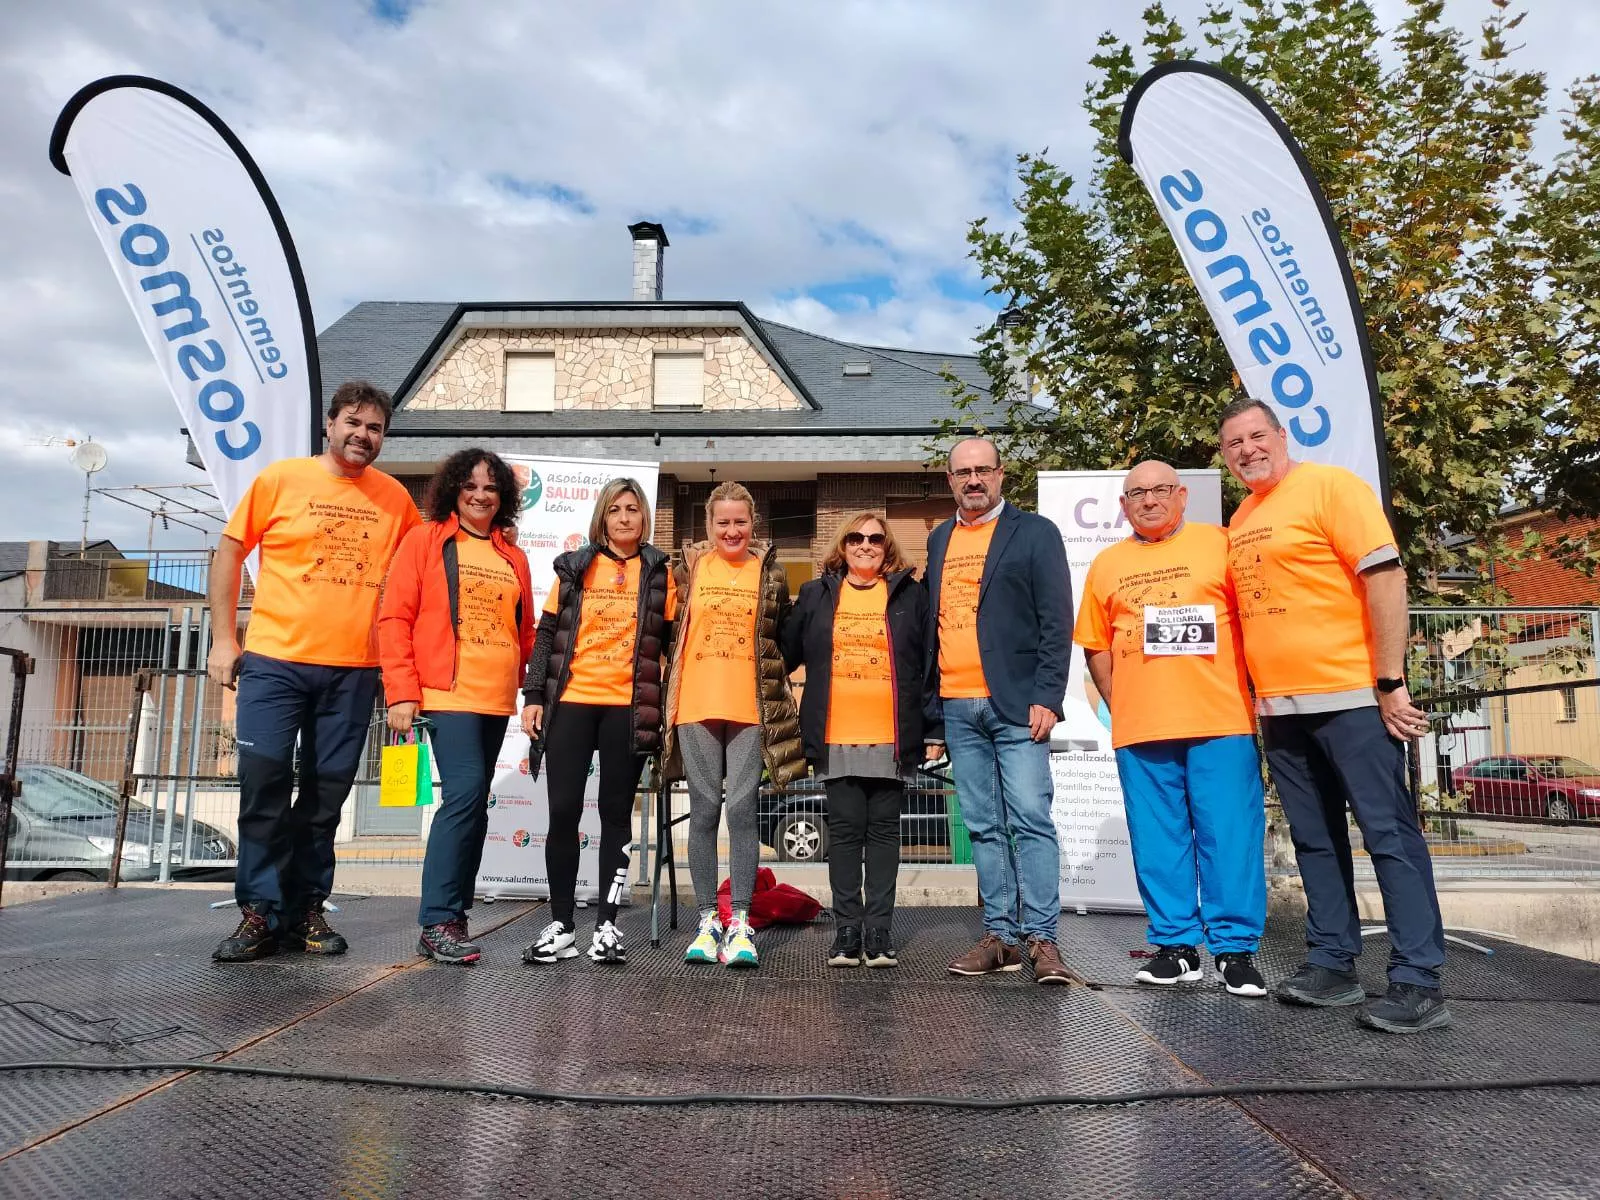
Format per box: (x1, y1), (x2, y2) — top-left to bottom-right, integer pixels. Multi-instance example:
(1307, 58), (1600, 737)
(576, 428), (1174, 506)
(1275, 962), (1364, 1007)
(1359, 982), (1454, 1034)
(828, 925), (863, 968)
(281, 904), (349, 956)
(418, 919), (481, 964)
(1135, 944), (1203, 985)
(213, 903), (278, 962)
(1216, 952), (1267, 998)
(863, 928), (898, 969)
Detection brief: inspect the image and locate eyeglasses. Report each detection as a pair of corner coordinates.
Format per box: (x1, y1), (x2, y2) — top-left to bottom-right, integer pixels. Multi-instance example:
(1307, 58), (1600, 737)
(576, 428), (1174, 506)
(844, 532), (886, 547)
(1123, 484), (1178, 502)
(949, 465), (1000, 481)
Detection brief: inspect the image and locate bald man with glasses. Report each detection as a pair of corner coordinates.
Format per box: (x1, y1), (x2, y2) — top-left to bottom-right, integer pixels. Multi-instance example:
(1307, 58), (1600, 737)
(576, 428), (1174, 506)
(1073, 460), (1268, 997)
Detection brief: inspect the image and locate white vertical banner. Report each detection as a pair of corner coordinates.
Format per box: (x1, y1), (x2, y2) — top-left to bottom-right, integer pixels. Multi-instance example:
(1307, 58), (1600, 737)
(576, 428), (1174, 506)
(1118, 60), (1390, 503)
(1037, 469), (1223, 913)
(50, 77), (318, 533)
(475, 456), (659, 900)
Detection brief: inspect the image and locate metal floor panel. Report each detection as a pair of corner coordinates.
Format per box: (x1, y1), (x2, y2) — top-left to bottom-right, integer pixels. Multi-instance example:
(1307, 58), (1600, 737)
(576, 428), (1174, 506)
(0, 1075), (1352, 1200)
(225, 969), (1186, 1097)
(1097, 989), (1600, 1083)
(0, 889), (542, 967)
(3, 891), (1599, 1198)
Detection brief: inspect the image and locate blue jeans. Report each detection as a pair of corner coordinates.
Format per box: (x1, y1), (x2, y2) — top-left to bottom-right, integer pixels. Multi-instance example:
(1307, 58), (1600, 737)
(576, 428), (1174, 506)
(234, 653), (380, 924)
(1114, 734), (1267, 955)
(942, 696), (1061, 942)
(1263, 706), (1445, 988)
(418, 711), (510, 928)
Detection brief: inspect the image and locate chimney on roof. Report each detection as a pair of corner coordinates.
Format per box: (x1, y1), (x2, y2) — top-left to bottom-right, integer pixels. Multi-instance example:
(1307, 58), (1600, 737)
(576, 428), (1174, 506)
(629, 221), (669, 302)
(995, 306), (1029, 404)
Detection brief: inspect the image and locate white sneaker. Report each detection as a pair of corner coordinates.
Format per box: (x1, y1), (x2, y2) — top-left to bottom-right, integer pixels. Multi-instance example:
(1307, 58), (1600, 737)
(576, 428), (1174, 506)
(522, 920), (577, 964)
(588, 920), (627, 964)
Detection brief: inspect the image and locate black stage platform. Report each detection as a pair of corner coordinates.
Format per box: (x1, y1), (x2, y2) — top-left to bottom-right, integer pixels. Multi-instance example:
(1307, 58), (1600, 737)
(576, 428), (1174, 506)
(2, 889), (1599, 1198)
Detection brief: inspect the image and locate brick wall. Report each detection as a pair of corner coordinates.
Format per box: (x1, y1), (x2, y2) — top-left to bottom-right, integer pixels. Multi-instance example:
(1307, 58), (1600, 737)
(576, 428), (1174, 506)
(1493, 511), (1600, 605)
(818, 471), (945, 568)
(653, 473), (676, 550)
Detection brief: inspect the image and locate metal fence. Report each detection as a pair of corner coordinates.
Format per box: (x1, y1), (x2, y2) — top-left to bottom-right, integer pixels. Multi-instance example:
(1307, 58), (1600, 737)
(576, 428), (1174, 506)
(5, 602), (1599, 887)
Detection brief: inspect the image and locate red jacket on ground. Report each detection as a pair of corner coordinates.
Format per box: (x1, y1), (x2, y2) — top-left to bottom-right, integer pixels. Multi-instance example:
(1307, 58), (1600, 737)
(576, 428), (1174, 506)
(378, 514), (536, 705)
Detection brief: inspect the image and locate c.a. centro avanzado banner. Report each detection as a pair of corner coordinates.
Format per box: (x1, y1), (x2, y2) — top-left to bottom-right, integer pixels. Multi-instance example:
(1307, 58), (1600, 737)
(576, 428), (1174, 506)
(1118, 61), (1390, 503)
(477, 456), (660, 902)
(1038, 469), (1223, 914)
(50, 76), (318, 533)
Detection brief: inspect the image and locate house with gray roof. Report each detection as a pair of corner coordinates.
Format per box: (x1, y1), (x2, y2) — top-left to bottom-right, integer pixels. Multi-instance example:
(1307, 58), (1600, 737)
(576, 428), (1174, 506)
(316, 222), (997, 582)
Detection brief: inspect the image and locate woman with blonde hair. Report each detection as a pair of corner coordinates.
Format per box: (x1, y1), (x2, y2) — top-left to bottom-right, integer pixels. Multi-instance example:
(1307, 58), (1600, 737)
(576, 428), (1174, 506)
(519, 477), (676, 966)
(781, 512), (936, 968)
(662, 481), (805, 967)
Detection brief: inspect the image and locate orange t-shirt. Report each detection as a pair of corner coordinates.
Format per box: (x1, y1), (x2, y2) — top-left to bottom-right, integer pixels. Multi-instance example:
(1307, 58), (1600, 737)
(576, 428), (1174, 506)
(1227, 462), (1397, 698)
(675, 554), (761, 725)
(1073, 523), (1254, 750)
(544, 554), (679, 707)
(938, 519), (998, 698)
(422, 531), (521, 715)
(826, 578), (896, 746)
(224, 457), (421, 667)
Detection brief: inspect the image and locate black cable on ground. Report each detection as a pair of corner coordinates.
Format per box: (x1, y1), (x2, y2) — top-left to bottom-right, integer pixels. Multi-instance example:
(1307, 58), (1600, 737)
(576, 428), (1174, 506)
(0, 1060), (1596, 1110)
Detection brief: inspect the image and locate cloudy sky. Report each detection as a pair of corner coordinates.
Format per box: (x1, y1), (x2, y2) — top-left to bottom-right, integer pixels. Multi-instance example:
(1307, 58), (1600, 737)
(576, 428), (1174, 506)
(3, 0), (1593, 549)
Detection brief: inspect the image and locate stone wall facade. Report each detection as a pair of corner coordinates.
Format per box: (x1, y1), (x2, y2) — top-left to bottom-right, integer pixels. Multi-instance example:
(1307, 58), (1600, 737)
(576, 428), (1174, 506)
(406, 327), (806, 413)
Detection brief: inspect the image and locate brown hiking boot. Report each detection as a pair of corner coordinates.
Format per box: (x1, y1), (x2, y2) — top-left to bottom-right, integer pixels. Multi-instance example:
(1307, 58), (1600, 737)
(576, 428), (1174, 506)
(1027, 936), (1072, 985)
(947, 932), (1023, 976)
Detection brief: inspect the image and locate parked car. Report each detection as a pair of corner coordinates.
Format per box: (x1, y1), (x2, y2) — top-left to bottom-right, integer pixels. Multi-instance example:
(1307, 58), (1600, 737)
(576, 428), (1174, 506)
(3, 763), (236, 881)
(1450, 755), (1600, 821)
(758, 767), (961, 862)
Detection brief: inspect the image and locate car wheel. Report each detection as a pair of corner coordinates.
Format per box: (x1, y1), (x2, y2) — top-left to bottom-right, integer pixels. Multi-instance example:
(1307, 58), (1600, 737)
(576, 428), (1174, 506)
(776, 812), (827, 862)
(45, 870), (100, 882)
(1547, 793), (1575, 821)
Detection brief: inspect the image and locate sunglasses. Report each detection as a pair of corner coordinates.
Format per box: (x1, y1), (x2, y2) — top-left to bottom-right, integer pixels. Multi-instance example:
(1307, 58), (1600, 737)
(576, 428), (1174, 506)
(844, 532), (886, 547)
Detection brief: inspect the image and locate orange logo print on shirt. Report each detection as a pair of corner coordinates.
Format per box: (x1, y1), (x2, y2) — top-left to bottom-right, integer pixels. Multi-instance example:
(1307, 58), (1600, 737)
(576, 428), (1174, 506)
(1228, 527), (1276, 620)
(306, 507), (381, 588)
(459, 564), (515, 649)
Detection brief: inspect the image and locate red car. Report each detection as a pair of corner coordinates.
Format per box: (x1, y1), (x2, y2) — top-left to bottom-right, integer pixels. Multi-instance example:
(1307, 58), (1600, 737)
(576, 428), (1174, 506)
(1451, 755), (1600, 821)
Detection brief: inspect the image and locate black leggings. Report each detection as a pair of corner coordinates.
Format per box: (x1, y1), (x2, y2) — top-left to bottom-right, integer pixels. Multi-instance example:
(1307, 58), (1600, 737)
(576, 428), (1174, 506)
(544, 702), (644, 926)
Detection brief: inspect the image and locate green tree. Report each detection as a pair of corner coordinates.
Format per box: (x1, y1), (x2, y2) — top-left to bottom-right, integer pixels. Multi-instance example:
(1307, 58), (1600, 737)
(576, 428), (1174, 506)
(948, 0), (1593, 599)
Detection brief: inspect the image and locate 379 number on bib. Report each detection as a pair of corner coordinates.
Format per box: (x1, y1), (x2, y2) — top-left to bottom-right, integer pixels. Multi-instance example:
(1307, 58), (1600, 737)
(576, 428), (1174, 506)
(1143, 605), (1217, 656)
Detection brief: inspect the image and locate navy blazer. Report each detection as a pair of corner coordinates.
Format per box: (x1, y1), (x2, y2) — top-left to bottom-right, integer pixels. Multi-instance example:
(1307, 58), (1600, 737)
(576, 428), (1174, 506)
(924, 501), (1073, 728)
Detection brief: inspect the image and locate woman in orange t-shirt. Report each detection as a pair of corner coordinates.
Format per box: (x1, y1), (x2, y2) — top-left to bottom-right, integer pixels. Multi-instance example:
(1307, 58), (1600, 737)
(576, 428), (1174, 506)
(781, 512), (936, 969)
(662, 482), (804, 969)
(378, 450), (534, 965)
(518, 478), (675, 967)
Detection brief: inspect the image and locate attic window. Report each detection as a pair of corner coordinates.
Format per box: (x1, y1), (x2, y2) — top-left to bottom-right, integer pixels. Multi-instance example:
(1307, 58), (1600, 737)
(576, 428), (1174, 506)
(842, 360), (872, 377)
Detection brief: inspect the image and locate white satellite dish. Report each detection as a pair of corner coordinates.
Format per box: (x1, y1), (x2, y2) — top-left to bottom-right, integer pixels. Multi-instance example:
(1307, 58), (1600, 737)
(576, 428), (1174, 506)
(71, 441), (108, 474)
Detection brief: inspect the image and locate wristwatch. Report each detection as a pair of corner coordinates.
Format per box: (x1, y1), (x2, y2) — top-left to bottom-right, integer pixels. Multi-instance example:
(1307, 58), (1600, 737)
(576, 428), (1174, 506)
(1376, 676), (1406, 694)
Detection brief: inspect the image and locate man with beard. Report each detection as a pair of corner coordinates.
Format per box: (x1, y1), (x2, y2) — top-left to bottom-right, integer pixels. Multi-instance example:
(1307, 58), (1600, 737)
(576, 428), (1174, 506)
(208, 381), (421, 962)
(926, 437), (1073, 983)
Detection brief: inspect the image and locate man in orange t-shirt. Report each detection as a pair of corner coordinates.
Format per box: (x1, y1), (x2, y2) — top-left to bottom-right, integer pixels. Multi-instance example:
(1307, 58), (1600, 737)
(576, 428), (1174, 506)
(207, 381), (421, 963)
(1220, 398), (1449, 1035)
(925, 438), (1073, 984)
(1074, 461), (1266, 997)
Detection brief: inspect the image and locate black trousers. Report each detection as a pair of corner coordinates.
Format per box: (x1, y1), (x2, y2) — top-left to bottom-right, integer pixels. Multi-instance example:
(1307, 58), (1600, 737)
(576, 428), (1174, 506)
(544, 702), (643, 926)
(825, 776), (902, 931)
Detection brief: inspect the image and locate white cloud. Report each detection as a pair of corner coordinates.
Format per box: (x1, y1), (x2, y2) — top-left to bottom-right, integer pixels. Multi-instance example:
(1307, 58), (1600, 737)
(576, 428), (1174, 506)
(0, 0), (1587, 548)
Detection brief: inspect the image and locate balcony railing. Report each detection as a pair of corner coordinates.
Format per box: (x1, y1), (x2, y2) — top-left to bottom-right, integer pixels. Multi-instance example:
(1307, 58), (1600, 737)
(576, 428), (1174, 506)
(40, 553), (253, 605)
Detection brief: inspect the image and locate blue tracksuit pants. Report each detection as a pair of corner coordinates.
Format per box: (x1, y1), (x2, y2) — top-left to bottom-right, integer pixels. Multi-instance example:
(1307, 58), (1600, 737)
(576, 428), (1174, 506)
(1113, 733), (1267, 954)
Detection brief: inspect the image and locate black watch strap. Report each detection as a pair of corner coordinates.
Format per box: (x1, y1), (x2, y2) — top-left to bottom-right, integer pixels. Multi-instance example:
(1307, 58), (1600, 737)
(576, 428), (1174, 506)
(1376, 676), (1406, 694)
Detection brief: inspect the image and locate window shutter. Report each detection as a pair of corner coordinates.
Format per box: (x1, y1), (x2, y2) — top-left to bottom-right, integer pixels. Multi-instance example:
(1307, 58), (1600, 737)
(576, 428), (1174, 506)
(504, 353), (555, 412)
(652, 352), (704, 408)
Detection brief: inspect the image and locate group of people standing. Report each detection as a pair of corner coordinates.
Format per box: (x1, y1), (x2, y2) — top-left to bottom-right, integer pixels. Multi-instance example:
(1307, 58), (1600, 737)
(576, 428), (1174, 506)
(206, 378), (1450, 1035)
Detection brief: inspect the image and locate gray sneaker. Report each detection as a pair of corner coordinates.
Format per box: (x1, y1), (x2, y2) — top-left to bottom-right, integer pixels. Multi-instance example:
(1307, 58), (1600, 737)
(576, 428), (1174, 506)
(1275, 962), (1365, 1007)
(1359, 983), (1453, 1034)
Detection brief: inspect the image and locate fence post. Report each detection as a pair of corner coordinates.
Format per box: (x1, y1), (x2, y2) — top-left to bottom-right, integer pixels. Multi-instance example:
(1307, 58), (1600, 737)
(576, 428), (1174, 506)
(179, 609), (210, 871)
(111, 672), (152, 889)
(157, 609), (194, 883)
(0, 650), (36, 909)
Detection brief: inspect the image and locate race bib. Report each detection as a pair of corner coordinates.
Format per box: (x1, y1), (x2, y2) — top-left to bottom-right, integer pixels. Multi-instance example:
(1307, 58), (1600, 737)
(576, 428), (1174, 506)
(1143, 604), (1217, 656)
